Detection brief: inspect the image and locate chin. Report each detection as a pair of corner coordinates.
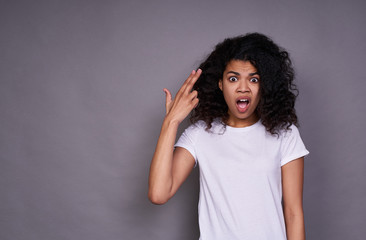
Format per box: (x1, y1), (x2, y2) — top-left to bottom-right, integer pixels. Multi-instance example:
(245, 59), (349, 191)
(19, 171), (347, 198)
(230, 109), (257, 121)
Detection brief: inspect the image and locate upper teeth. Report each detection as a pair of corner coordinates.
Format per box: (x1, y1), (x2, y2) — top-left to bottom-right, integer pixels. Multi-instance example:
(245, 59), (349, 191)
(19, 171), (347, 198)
(239, 99), (249, 102)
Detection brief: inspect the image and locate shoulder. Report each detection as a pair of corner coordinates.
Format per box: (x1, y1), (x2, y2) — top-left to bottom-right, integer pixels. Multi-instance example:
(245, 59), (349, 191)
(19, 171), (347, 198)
(185, 120), (206, 132)
(182, 119), (226, 138)
(186, 119), (223, 132)
(180, 121), (206, 140)
(279, 124), (301, 139)
(278, 124), (309, 165)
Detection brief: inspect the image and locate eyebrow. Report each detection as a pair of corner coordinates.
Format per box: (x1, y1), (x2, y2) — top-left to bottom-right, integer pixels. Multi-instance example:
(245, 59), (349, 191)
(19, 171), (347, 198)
(226, 71), (259, 76)
(249, 72), (259, 76)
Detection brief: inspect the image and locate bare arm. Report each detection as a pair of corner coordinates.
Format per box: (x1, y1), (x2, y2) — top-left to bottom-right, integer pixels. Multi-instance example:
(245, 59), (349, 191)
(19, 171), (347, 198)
(281, 157), (306, 240)
(148, 69), (202, 205)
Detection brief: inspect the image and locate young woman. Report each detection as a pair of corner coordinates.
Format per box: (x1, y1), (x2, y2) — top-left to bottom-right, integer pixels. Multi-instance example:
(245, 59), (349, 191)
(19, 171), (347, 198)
(148, 33), (309, 240)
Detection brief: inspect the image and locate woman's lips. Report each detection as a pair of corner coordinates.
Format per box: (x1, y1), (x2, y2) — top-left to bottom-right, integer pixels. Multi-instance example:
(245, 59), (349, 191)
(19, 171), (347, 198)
(235, 97), (251, 113)
(236, 101), (249, 113)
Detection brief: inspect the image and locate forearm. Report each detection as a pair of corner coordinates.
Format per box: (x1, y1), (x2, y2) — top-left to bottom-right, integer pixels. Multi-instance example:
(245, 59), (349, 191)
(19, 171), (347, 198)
(148, 117), (180, 204)
(284, 209), (305, 240)
(148, 69), (201, 204)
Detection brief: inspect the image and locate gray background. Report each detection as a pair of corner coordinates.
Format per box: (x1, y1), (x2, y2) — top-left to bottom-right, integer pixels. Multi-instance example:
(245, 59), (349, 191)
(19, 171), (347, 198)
(1, 0), (365, 239)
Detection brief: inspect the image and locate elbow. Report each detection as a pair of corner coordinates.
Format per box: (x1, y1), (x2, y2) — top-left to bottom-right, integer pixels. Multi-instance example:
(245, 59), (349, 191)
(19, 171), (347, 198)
(284, 206), (304, 219)
(148, 191), (170, 205)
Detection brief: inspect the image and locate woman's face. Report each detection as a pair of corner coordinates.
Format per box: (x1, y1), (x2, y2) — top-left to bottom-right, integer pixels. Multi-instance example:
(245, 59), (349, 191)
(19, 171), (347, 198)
(219, 60), (261, 128)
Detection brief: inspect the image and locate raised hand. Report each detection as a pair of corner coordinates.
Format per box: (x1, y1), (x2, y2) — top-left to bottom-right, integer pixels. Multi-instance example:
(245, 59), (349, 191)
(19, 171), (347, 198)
(149, 69), (202, 204)
(163, 69), (202, 124)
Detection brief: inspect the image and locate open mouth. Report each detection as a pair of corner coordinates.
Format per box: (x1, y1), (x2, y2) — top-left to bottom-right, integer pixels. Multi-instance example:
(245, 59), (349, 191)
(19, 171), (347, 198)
(236, 98), (250, 113)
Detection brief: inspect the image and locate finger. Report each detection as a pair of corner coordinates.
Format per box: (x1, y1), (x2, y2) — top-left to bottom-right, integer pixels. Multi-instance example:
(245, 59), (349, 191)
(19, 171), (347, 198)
(191, 69), (202, 85)
(180, 70), (196, 88)
(163, 88), (172, 111)
(186, 70), (196, 83)
(192, 98), (199, 108)
(184, 68), (202, 93)
(175, 70), (196, 98)
(178, 70), (195, 93)
(163, 88), (172, 103)
(189, 90), (198, 100)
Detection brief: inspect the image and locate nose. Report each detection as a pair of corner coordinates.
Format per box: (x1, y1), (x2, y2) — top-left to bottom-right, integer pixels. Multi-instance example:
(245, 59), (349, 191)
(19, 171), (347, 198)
(236, 79), (249, 93)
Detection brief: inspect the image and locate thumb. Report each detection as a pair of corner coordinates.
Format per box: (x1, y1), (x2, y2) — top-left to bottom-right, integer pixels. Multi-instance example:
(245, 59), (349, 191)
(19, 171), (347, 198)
(163, 88), (172, 112)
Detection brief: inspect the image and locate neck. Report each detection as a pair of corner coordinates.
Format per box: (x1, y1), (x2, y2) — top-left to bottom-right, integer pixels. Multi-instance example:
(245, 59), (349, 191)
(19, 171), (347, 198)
(226, 113), (259, 128)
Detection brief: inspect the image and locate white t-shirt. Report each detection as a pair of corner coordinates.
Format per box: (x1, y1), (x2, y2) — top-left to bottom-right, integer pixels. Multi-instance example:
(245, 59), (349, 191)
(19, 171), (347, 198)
(175, 120), (309, 240)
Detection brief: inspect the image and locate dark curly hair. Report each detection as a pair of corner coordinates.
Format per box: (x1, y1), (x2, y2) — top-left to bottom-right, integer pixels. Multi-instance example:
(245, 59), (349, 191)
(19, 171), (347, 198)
(190, 32), (299, 135)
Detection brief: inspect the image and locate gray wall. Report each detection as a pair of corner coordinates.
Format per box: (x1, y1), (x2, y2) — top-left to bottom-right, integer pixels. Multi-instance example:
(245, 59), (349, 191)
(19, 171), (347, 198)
(1, 0), (365, 239)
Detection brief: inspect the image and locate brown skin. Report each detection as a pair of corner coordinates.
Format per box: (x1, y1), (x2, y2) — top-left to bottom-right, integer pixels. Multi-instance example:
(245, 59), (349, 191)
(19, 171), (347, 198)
(148, 69), (201, 204)
(282, 157), (306, 240)
(218, 60), (261, 128)
(149, 64), (306, 239)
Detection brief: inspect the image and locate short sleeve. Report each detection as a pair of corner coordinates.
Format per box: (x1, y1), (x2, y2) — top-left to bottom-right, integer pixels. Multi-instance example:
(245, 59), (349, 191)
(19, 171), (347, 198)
(174, 124), (198, 167)
(280, 125), (309, 166)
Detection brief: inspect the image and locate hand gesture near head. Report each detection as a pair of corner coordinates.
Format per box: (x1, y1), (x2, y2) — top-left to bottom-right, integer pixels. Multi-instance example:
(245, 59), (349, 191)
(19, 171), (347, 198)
(163, 69), (202, 124)
(149, 69), (202, 205)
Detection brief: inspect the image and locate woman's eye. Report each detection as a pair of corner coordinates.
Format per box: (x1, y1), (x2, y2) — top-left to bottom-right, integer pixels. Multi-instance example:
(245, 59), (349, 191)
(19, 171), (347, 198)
(250, 77), (259, 83)
(229, 76), (238, 82)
